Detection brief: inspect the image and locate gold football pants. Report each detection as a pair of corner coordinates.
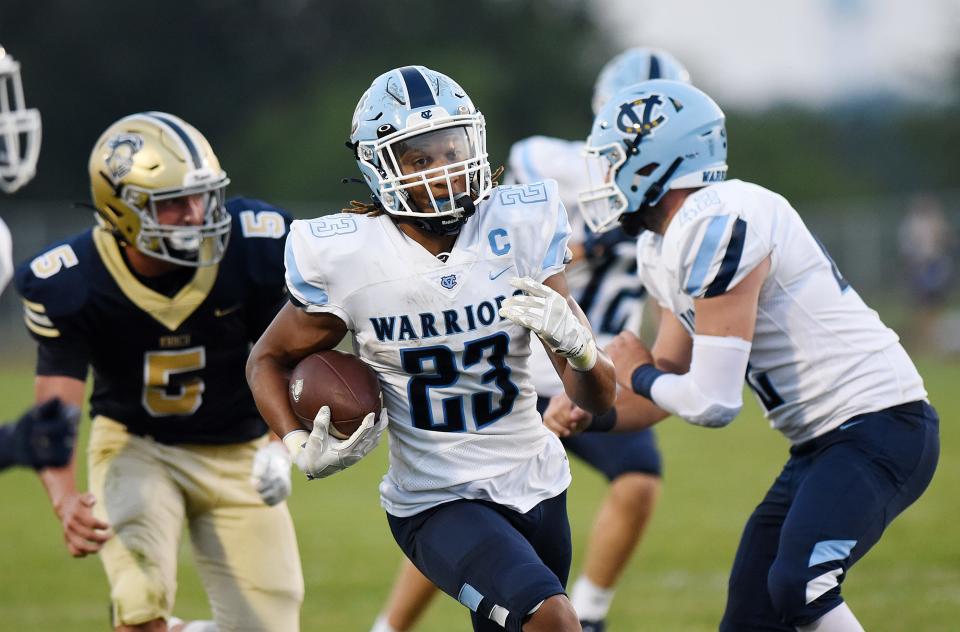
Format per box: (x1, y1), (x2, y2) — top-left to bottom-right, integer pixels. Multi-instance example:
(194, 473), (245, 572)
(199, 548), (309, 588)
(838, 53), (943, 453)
(88, 416), (303, 631)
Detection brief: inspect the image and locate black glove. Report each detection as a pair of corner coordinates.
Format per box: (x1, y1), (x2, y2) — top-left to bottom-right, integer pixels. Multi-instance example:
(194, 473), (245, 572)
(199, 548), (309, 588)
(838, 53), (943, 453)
(12, 398), (80, 469)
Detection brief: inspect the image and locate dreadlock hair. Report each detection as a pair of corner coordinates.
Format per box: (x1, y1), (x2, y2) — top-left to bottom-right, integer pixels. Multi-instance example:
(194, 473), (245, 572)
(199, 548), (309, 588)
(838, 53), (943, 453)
(342, 198), (384, 216)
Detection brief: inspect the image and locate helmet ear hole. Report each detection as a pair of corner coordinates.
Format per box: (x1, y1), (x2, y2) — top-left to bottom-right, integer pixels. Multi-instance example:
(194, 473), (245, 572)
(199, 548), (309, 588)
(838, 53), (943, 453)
(636, 162), (659, 177)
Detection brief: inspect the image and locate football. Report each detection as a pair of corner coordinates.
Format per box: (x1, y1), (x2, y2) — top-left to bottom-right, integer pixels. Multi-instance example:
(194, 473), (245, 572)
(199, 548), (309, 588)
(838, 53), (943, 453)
(288, 350), (383, 439)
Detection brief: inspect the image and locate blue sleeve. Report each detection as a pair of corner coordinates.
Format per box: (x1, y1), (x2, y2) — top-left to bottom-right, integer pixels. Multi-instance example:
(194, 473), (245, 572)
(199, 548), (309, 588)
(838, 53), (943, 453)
(14, 236), (93, 376)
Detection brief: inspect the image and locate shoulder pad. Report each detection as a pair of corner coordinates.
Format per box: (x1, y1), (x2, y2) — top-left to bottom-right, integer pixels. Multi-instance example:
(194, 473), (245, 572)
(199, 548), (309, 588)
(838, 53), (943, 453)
(284, 213), (372, 321)
(227, 197), (292, 241)
(226, 197), (292, 287)
(15, 231), (93, 340)
(481, 181), (571, 281)
(14, 231), (93, 319)
(665, 183), (769, 298)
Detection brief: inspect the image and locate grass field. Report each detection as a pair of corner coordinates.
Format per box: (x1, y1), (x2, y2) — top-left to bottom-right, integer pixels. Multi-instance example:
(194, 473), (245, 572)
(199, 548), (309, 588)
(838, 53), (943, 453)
(0, 359), (957, 631)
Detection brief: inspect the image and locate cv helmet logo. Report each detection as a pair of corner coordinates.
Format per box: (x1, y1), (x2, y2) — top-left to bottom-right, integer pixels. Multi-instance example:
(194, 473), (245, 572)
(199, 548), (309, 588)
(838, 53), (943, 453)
(440, 274), (457, 289)
(290, 378), (304, 403)
(616, 94), (667, 140)
(105, 133), (144, 182)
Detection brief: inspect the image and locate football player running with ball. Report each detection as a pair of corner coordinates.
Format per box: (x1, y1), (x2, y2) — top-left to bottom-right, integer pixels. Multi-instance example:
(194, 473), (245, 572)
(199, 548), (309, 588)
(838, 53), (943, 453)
(573, 80), (939, 631)
(16, 113), (303, 631)
(371, 48), (690, 632)
(246, 65), (616, 632)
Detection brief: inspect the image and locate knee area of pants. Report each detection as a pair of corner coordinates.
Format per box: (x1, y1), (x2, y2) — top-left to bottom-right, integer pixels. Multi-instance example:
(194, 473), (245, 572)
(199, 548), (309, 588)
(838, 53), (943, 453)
(110, 570), (171, 624)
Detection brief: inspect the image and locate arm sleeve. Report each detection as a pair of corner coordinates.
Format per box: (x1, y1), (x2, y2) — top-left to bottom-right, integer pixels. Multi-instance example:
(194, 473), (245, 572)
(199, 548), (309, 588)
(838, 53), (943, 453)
(537, 199), (573, 282)
(639, 334), (751, 428)
(675, 213), (769, 298)
(284, 220), (354, 329)
(14, 248), (92, 379)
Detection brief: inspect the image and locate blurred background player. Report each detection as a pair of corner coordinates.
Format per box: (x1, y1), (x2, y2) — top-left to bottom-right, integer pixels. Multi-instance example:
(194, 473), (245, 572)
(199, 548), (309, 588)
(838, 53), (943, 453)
(898, 193), (957, 353)
(14, 112), (303, 631)
(247, 65), (615, 632)
(370, 47), (688, 632)
(581, 80), (939, 631)
(0, 43), (78, 473)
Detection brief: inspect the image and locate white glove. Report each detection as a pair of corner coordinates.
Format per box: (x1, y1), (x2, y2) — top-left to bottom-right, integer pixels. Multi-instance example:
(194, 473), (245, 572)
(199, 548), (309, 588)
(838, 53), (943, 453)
(498, 276), (598, 371)
(250, 441), (293, 506)
(282, 405), (387, 480)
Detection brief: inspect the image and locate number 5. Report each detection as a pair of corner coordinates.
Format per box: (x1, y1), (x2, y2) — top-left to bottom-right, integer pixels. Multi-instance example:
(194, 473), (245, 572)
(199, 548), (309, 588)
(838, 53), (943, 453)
(142, 347), (206, 416)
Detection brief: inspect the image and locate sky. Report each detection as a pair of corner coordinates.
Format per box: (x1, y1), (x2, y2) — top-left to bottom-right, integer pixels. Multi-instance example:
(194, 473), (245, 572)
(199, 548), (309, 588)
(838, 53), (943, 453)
(597, 0), (960, 108)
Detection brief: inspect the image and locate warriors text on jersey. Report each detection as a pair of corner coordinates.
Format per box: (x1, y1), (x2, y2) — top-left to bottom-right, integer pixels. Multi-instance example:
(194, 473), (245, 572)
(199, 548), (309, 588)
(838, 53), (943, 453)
(638, 180), (926, 444)
(15, 198), (290, 445)
(509, 136), (645, 397)
(285, 182), (574, 517)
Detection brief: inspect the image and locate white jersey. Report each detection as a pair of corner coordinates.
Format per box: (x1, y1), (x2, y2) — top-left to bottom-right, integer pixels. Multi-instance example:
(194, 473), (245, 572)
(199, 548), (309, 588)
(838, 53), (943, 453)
(0, 217), (12, 295)
(285, 182), (573, 516)
(638, 179), (926, 444)
(509, 136), (645, 397)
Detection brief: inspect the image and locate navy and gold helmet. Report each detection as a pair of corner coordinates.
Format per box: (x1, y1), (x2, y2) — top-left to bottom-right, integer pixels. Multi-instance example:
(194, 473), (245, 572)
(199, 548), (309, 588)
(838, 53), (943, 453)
(89, 112), (231, 266)
(0, 45), (41, 193)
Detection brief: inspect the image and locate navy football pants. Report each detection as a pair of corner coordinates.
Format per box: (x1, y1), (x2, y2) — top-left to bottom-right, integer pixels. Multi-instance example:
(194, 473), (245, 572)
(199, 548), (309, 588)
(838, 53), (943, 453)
(720, 401), (940, 630)
(388, 491), (571, 632)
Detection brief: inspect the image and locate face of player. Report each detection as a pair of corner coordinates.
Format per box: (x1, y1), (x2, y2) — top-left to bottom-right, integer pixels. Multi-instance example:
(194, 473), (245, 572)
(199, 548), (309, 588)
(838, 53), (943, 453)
(394, 127), (471, 212)
(154, 193), (207, 253)
(155, 193), (205, 226)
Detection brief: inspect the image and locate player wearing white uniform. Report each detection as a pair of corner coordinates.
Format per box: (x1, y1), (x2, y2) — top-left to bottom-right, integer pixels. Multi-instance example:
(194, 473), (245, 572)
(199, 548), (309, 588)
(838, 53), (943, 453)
(370, 49), (686, 632)
(0, 44), (78, 474)
(246, 66), (615, 632)
(573, 80), (939, 631)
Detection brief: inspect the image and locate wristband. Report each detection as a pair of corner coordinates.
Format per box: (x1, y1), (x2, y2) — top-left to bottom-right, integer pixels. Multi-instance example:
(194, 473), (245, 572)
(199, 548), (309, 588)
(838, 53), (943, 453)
(631, 363), (666, 399)
(568, 338), (598, 372)
(282, 429), (308, 460)
(586, 408), (617, 432)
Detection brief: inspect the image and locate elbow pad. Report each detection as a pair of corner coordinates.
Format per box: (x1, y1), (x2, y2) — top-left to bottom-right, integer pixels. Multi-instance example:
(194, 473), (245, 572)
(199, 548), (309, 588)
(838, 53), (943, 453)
(649, 335), (751, 428)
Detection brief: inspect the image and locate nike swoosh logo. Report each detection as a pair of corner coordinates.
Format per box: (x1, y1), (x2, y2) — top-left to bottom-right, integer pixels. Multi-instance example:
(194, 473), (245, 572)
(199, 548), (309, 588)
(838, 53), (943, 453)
(839, 419), (865, 431)
(489, 266), (512, 281)
(214, 303), (242, 318)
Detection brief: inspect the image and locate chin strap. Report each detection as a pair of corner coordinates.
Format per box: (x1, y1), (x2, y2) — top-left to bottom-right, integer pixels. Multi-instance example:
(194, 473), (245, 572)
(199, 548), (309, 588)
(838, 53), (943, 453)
(409, 192), (476, 235)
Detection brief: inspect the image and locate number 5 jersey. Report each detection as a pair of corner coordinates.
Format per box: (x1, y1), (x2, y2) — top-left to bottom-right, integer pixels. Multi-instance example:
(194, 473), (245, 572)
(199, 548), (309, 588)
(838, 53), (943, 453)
(284, 181), (574, 517)
(15, 198), (291, 445)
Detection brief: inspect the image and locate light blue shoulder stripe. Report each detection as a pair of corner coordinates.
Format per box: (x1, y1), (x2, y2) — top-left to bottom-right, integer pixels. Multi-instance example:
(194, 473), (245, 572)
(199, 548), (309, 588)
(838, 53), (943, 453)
(685, 215), (729, 295)
(284, 235), (329, 305)
(809, 539), (857, 567)
(541, 199), (571, 272)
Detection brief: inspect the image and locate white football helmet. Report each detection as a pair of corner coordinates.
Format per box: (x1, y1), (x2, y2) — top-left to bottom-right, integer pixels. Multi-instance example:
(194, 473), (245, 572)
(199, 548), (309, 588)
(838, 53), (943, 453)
(349, 66), (491, 235)
(0, 45), (41, 193)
